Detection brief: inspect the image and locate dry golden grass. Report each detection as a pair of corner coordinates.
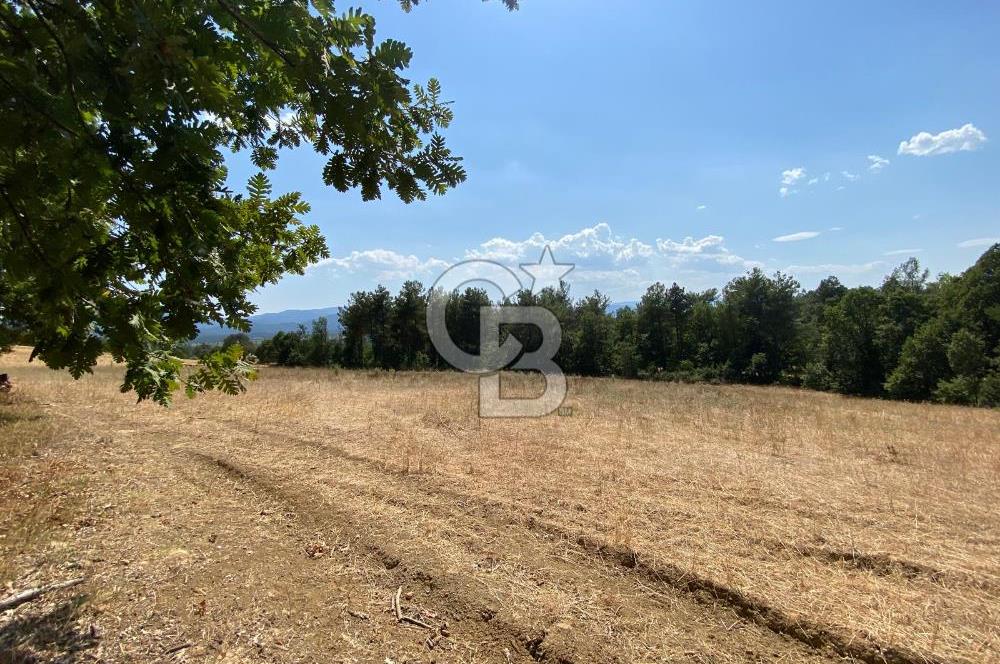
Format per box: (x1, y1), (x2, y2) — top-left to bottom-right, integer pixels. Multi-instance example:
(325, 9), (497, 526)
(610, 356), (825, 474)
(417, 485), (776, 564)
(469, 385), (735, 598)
(1, 345), (998, 663)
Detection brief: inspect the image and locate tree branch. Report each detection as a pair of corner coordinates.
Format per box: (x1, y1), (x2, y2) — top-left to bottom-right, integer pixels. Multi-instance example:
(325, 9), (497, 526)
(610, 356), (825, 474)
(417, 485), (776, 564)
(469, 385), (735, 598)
(0, 577), (85, 612)
(24, 0), (90, 134)
(0, 187), (55, 269)
(214, 0), (296, 69)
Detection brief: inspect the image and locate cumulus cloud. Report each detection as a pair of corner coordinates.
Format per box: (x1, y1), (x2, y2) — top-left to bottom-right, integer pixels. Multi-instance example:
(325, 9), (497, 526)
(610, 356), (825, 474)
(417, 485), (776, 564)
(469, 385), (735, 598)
(779, 167), (806, 197)
(312, 249), (449, 280)
(867, 155), (890, 172)
(307, 223), (763, 300)
(898, 123), (987, 157)
(957, 237), (999, 249)
(781, 167), (806, 185)
(656, 235), (725, 254)
(465, 223), (754, 270)
(773, 231), (820, 242)
(466, 223), (654, 263)
(655, 235), (758, 271)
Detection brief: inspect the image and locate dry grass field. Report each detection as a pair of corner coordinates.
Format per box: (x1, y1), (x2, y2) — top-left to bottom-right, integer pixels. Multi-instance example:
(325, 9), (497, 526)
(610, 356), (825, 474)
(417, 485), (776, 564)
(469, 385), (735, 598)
(1, 345), (998, 663)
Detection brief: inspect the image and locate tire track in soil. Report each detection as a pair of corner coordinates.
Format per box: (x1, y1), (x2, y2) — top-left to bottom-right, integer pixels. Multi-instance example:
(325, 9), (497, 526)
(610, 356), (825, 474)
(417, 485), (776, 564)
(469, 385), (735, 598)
(50, 406), (595, 663)
(231, 417), (981, 589)
(760, 539), (996, 591)
(209, 417), (956, 664)
(182, 450), (608, 664)
(175, 423), (842, 662)
(55, 404), (952, 664)
(183, 449), (842, 664)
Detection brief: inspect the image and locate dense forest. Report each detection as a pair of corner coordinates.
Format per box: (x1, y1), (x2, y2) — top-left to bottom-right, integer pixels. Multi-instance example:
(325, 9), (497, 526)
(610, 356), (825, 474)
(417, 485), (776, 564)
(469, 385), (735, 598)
(235, 245), (1000, 407)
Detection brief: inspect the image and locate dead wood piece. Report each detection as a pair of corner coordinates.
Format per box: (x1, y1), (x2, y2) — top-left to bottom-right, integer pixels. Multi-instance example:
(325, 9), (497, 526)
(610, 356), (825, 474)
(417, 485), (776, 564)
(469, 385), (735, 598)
(400, 615), (434, 629)
(348, 609), (370, 620)
(393, 586), (403, 621)
(0, 577), (85, 612)
(164, 642), (193, 655)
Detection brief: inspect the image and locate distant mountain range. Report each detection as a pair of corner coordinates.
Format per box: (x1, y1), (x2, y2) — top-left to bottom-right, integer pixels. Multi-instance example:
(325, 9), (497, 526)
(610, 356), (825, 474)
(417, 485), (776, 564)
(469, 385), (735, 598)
(608, 300), (637, 313)
(196, 306), (343, 342)
(196, 301), (637, 342)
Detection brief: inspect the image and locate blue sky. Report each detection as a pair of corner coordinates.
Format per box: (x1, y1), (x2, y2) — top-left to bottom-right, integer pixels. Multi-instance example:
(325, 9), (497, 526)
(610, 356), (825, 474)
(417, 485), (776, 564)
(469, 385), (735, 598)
(227, 0), (1000, 311)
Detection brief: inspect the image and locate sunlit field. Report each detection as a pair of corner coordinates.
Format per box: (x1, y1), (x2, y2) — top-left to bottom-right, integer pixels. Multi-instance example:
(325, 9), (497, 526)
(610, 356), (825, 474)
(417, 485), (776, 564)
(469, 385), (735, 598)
(2, 346), (998, 663)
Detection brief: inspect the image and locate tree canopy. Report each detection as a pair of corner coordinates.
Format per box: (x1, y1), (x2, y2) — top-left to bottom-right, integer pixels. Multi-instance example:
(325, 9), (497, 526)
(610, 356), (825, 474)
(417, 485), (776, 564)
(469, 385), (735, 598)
(259, 247), (999, 408)
(0, 0), (512, 403)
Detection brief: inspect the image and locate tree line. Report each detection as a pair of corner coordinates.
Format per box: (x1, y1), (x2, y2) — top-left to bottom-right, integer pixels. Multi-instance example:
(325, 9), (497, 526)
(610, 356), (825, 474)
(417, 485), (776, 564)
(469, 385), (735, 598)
(249, 245), (1000, 407)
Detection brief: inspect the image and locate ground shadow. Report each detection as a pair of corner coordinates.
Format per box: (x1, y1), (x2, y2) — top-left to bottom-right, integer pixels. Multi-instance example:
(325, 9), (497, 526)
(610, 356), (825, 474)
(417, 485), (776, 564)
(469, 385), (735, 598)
(0, 595), (98, 664)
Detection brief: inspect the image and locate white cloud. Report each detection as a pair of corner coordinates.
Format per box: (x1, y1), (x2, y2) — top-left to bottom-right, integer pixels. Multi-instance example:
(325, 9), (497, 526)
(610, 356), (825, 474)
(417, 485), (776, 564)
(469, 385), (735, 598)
(841, 170), (859, 182)
(773, 231), (820, 242)
(867, 155), (890, 172)
(781, 167), (806, 185)
(898, 123), (987, 157)
(829, 226), (843, 232)
(465, 223), (654, 263)
(265, 109), (297, 131)
(957, 237), (999, 249)
(465, 223), (758, 273)
(307, 224), (763, 300)
(655, 235), (758, 270)
(823, 172), (831, 181)
(468, 224), (752, 270)
(883, 248), (923, 256)
(696, 204), (707, 211)
(656, 235), (725, 254)
(786, 261), (885, 275)
(807, 177), (819, 186)
(779, 167), (806, 196)
(313, 249), (449, 280)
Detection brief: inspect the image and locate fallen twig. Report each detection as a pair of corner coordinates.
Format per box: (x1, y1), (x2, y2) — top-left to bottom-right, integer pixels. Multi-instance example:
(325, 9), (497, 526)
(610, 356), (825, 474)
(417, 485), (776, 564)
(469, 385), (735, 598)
(400, 615), (434, 629)
(164, 642), (193, 655)
(348, 609), (369, 621)
(0, 577), (85, 612)
(390, 584), (434, 629)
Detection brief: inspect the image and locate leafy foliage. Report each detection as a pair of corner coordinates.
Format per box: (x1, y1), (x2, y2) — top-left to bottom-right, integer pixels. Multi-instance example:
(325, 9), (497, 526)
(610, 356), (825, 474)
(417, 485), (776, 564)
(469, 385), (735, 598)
(0, 0), (485, 403)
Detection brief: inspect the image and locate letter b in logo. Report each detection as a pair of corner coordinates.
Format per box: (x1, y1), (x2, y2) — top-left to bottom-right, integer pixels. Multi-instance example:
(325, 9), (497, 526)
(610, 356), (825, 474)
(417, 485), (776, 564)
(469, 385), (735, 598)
(426, 256), (568, 418)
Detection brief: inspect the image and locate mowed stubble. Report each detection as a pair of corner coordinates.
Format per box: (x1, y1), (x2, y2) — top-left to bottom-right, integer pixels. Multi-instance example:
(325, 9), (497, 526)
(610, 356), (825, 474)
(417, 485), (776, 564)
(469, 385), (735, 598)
(1, 346), (997, 663)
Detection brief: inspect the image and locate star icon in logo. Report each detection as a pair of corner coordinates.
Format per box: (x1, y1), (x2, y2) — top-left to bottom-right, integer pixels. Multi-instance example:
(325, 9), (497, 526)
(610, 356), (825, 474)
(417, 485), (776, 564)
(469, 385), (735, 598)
(520, 245), (574, 294)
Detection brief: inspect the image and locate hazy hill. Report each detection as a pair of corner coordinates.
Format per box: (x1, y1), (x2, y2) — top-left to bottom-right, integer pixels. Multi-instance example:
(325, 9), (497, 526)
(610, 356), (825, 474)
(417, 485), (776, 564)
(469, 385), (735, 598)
(197, 306), (344, 342)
